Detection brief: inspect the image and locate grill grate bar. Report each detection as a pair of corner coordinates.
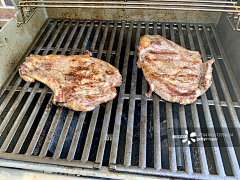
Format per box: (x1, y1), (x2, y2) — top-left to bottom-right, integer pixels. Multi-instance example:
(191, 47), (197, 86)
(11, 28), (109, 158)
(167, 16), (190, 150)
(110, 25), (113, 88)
(12, 86), (49, 154)
(81, 21), (110, 163)
(113, 22), (125, 69)
(162, 24), (177, 172)
(121, 20), (133, 165)
(179, 105), (193, 173)
(123, 95), (240, 107)
(66, 112), (86, 161)
(109, 21), (126, 165)
(52, 20), (74, 54)
(195, 24), (226, 177)
(166, 102), (177, 172)
(90, 21), (103, 53)
(203, 25), (240, 143)
(5, 85), (240, 108)
(39, 107), (63, 158)
(139, 22), (148, 169)
(153, 23), (158, 36)
(42, 20), (65, 56)
(186, 24), (209, 175)
(105, 21), (118, 63)
(152, 22), (161, 171)
(170, 23), (184, 171)
(0, 72), (20, 97)
(94, 21), (118, 168)
(169, 23), (175, 41)
(203, 25), (240, 177)
(191, 102), (210, 175)
(35, 20), (58, 54)
(123, 22), (141, 167)
(53, 110), (74, 160)
(80, 21), (95, 55)
(153, 94), (161, 170)
(60, 20), (80, 55)
(81, 108), (99, 162)
(94, 102), (112, 168)
(26, 95), (54, 156)
(0, 152), (95, 168)
(177, 24), (193, 174)
(0, 82), (40, 153)
(211, 26), (240, 104)
(0, 77), (22, 115)
(0, 82), (30, 135)
(97, 21), (110, 59)
(70, 21), (87, 55)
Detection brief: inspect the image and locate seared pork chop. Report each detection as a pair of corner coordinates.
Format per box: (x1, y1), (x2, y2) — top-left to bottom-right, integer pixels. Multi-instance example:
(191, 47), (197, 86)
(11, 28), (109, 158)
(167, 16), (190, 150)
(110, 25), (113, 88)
(138, 35), (214, 105)
(19, 51), (122, 111)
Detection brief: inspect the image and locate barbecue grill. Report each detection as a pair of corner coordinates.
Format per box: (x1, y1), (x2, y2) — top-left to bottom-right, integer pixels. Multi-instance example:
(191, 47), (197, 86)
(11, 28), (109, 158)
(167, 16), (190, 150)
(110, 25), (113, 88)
(0, 0), (240, 179)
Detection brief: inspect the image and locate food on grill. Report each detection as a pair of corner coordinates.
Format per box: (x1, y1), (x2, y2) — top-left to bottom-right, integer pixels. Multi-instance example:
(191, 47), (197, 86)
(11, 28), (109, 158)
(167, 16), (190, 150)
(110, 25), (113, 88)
(137, 35), (215, 105)
(19, 51), (122, 111)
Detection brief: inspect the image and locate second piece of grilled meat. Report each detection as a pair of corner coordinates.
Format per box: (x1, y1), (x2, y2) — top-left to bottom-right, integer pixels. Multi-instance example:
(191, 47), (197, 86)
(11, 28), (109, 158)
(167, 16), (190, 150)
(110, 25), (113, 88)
(138, 35), (214, 105)
(19, 51), (122, 111)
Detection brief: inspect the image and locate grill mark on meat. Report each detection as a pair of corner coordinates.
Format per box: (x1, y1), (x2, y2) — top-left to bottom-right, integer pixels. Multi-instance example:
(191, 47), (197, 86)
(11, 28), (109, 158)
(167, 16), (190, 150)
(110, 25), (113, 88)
(105, 70), (114, 75)
(148, 50), (178, 55)
(149, 73), (197, 96)
(77, 66), (91, 71)
(150, 40), (161, 46)
(166, 84), (197, 97)
(144, 53), (201, 65)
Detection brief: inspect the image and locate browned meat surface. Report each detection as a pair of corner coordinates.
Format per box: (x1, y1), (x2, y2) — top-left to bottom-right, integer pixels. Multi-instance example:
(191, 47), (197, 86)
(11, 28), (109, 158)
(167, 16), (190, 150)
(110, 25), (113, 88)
(138, 35), (214, 105)
(19, 51), (122, 111)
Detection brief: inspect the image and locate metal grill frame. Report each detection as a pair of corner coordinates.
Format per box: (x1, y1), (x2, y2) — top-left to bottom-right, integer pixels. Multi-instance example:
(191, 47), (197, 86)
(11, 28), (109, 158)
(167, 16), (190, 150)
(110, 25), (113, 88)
(0, 19), (240, 180)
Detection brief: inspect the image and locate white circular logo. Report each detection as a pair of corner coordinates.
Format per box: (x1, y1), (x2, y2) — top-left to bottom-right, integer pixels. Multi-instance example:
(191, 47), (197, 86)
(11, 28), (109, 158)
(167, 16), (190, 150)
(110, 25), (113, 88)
(182, 130), (197, 145)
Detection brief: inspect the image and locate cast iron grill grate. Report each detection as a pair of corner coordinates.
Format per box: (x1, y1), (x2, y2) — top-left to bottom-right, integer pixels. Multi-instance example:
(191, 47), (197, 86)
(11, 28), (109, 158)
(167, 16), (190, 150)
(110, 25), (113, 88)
(0, 19), (240, 179)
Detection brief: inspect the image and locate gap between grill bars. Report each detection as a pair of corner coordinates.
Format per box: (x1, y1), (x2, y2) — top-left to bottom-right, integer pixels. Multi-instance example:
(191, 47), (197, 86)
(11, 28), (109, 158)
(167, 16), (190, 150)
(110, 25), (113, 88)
(0, 19), (240, 180)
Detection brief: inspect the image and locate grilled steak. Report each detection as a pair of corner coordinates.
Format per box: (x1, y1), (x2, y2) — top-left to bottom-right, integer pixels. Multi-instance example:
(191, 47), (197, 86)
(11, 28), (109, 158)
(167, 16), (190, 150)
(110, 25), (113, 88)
(19, 51), (122, 111)
(138, 35), (214, 104)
